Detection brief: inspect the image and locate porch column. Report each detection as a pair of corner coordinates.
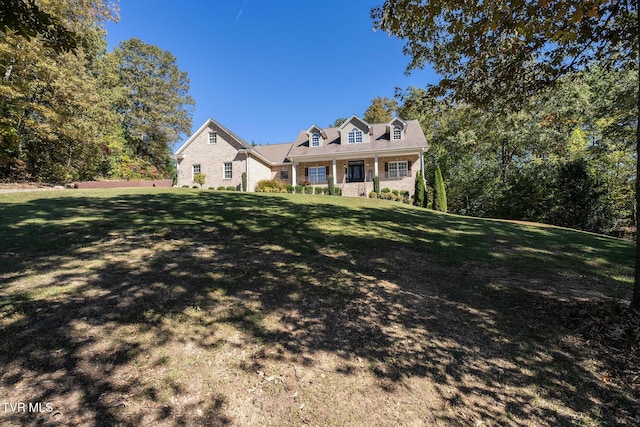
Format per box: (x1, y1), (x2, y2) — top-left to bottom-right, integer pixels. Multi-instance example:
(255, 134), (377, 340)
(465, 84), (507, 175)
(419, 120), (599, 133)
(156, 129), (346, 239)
(291, 162), (297, 185)
(419, 151), (424, 171)
(332, 159), (337, 184)
(374, 155), (379, 177)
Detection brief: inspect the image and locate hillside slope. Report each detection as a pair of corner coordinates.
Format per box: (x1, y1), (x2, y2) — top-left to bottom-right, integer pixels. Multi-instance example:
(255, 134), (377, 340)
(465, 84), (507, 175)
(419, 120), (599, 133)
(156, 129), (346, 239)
(0, 189), (636, 426)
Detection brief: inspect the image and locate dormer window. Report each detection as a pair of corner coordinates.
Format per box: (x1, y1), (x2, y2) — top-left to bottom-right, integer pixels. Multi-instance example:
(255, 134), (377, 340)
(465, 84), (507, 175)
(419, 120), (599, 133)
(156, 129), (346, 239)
(306, 125), (327, 147)
(387, 117), (407, 142)
(348, 128), (363, 144)
(392, 125), (402, 140)
(208, 132), (217, 144)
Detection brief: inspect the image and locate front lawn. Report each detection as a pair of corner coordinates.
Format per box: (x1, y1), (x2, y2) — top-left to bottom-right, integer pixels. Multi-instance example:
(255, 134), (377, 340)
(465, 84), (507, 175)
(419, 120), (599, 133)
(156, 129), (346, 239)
(0, 188), (636, 426)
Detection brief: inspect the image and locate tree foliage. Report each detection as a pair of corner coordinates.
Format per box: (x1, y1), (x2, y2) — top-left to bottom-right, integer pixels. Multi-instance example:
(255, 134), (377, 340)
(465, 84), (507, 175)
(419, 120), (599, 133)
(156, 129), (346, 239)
(397, 68), (635, 234)
(1, 0), (80, 52)
(0, 3), (193, 183)
(372, 0), (637, 106)
(1, 0), (120, 182)
(363, 96), (398, 123)
(332, 117), (347, 127)
(110, 38), (195, 176)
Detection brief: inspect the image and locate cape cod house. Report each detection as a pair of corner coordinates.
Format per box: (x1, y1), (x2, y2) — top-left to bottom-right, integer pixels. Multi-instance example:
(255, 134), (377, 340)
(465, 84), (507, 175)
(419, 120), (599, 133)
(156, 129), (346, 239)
(174, 115), (429, 196)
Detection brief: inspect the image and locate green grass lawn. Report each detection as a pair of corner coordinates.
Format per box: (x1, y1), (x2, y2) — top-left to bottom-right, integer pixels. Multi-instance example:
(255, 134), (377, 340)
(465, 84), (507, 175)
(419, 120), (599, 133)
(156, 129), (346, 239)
(0, 188), (636, 426)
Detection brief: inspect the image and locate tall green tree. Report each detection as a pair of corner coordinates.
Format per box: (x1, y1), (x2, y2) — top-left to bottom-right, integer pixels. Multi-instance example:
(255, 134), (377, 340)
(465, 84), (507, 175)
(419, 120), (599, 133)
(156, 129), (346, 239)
(372, 0), (640, 309)
(363, 96), (397, 123)
(414, 168), (425, 207)
(396, 87), (441, 140)
(110, 38), (195, 177)
(0, 0), (119, 182)
(551, 159), (614, 232)
(434, 165), (447, 212)
(401, 69), (635, 231)
(332, 117), (347, 127)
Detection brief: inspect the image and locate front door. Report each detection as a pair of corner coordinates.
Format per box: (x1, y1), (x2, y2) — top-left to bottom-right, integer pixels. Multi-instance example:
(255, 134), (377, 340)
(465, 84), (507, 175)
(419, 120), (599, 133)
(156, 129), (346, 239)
(348, 161), (364, 183)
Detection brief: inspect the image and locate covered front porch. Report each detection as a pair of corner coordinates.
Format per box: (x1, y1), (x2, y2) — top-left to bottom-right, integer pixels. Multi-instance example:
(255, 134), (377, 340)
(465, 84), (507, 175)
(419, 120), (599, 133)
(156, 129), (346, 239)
(290, 149), (426, 197)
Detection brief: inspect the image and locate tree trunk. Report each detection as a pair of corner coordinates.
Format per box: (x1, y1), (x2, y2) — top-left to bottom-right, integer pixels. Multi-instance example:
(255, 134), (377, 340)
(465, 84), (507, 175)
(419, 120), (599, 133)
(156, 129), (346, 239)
(3, 61), (13, 82)
(632, 80), (640, 310)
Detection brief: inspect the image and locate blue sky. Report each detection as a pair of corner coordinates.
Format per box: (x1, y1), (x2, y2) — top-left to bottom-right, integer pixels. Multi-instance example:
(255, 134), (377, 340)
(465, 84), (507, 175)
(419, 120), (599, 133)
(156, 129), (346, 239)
(104, 1), (439, 149)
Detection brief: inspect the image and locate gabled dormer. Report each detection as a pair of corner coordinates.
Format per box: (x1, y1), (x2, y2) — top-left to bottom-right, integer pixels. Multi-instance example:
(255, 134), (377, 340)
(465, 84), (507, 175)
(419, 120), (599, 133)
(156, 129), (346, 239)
(387, 117), (407, 141)
(338, 115), (372, 145)
(305, 125), (327, 147)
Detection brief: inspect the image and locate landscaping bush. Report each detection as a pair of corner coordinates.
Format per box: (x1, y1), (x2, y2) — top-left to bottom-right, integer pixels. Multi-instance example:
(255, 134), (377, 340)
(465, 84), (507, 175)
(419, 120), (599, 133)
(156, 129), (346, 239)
(304, 186), (313, 194)
(182, 185), (189, 188)
(392, 189), (399, 196)
(285, 184), (295, 193)
(314, 186), (323, 195)
(373, 175), (380, 194)
(241, 172), (247, 192)
(328, 175), (335, 195)
(295, 185), (304, 194)
(193, 173), (206, 188)
(369, 191), (378, 199)
(217, 186), (226, 191)
(226, 186), (236, 191)
(434, 166), (447, 212)
(425, 186), (434, 209)
(255, 179), (285, 192)
(381, 187), (391, 193)
(192, 185), (199, 189)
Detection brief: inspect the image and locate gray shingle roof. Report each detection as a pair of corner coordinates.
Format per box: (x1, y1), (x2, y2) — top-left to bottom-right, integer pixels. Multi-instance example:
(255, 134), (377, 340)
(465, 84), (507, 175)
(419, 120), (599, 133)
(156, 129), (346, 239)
(252, 143), (292, 165)
(288, 119), (428, 158)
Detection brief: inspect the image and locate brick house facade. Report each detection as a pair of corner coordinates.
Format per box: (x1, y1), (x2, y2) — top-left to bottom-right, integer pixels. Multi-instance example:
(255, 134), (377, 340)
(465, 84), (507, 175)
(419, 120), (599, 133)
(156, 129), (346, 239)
(174, 115), (429, 196)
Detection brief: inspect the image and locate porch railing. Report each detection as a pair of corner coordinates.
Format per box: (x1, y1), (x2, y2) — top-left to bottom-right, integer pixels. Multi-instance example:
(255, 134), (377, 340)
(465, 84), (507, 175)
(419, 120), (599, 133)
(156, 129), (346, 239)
(382, 171), (410, 180)
(298, 176), (328, 185)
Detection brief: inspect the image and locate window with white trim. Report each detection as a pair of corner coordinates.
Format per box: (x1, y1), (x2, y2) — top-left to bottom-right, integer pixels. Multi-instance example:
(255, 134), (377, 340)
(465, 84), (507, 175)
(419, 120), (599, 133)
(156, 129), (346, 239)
(388, 161), (409, 179)
(308, 166), (326, 184)
(208, 132), (217, 144)
(348, 128), (363, 144)
(223, 162), (232, 179)
(311, 133), (320, 147)
(392, 125), (402, 140)
(192, 164), (201, 176)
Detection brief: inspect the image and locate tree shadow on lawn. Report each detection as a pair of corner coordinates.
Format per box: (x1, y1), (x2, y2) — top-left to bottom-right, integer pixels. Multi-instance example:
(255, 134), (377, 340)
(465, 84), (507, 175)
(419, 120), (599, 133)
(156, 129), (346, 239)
(0, 190), (636, 425)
